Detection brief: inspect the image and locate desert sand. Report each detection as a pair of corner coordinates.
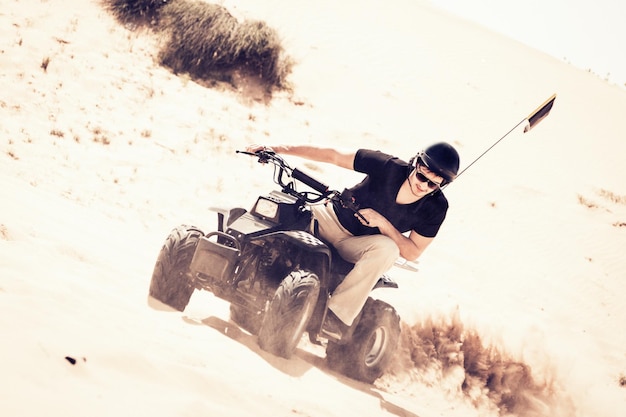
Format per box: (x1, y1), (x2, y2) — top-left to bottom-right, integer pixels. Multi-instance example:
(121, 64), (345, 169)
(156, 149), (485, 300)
(1, 0), (625, 416)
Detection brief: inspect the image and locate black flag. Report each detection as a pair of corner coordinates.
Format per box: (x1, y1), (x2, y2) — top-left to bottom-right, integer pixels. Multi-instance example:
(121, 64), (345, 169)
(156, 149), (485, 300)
(524, 93), (557, 133)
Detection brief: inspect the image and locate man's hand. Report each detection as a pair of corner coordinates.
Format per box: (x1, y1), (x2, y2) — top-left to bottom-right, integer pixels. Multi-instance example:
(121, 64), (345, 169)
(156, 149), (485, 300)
(355, 208), (389, 230)
(245, 144), (275, 153)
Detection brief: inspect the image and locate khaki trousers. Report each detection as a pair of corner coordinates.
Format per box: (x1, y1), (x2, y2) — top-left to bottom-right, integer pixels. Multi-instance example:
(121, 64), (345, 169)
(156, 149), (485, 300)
(312, 204), (399, 325)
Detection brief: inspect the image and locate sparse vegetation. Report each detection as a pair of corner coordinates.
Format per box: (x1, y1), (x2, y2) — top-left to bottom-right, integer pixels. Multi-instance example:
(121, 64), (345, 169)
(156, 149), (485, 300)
(50, 129), (65, 138)
(577, 194), (598, 209)
(102, 0), (292, 96)
(578, 190), (626, 228)
(598, 188), (626, 205)
(91, 126), (111, 145)
(41, 56), (50, 72)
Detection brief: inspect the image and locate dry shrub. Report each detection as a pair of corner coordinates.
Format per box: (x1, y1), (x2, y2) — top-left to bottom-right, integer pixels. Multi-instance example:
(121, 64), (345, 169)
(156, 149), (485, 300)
(102, 0), (292, 95)
(103, 0), (169, 26)
(158, 0), (291, 93)
(158, 1), (238, 81)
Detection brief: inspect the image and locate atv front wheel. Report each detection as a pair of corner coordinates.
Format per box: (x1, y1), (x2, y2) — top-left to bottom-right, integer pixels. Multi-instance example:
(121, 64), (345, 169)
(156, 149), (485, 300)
(148, 225), (204, 312)
(326, 297), (400, 383)
(257, 269), (320, 359)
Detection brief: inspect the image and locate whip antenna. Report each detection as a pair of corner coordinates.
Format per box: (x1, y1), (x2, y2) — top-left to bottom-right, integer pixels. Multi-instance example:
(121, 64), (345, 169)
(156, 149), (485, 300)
(455, 93), (556, 179)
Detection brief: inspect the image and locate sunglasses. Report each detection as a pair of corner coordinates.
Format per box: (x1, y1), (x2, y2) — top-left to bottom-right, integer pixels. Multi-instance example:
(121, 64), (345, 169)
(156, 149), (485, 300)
(415, 165), (442, 189)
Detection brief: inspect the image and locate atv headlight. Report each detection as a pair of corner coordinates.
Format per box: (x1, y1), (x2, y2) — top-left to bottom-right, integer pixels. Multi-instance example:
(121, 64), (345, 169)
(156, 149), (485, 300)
(252, 197), (279, 221)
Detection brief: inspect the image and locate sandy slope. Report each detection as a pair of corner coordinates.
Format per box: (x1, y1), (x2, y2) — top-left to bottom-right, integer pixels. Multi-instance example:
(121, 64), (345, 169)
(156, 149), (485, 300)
(1, 0), (626, 416)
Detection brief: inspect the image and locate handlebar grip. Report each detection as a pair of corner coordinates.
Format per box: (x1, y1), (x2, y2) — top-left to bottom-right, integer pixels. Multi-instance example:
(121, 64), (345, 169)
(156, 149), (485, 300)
(292, 168), (329, 193)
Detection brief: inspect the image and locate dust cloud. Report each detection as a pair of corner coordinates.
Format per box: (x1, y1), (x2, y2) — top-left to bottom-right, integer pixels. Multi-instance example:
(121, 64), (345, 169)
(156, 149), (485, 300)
(382, 311), (577, 417)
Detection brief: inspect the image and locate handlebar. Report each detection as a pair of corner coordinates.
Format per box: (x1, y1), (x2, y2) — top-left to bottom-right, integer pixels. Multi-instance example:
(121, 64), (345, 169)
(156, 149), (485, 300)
(236, 149), (332, 203)
(291, 168), (329, 194)
(236, 149), (369, 224)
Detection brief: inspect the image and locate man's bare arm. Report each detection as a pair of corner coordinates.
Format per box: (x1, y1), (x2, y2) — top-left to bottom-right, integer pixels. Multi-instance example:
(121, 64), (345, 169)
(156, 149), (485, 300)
(248, 144), (355, 170)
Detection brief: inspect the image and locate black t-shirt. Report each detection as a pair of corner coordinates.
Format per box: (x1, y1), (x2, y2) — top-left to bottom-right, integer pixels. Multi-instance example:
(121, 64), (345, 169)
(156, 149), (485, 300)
(333, 149), (449, 238)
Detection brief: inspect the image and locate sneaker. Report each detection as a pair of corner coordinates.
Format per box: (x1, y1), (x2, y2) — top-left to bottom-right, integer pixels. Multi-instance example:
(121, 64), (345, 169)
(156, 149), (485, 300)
(322, 310), (349, 340)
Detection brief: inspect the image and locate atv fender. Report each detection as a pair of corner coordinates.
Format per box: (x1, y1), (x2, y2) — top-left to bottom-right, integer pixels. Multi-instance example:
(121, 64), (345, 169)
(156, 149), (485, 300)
(259, 230), (332, 256)
(254, 230), (333, 276)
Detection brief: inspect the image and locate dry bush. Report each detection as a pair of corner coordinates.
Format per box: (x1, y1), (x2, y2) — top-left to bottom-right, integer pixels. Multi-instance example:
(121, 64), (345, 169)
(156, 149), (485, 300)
(103, 0), (169, 26)
(102, 0), (292, 95)
(158, 1), (237, 80)
(158, 0), (291, 93)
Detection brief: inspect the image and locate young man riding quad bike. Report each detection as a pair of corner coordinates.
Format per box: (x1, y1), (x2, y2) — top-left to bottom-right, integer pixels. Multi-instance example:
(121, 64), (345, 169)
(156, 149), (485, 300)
(148, 142), (460, 383)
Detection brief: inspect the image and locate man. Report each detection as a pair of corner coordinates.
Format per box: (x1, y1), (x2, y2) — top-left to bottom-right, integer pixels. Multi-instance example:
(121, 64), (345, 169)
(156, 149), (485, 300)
(246, 142), (460, 340)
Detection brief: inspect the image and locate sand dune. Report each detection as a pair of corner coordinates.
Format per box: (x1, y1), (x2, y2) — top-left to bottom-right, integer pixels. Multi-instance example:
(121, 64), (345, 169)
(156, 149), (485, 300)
(1, 0), (625, 416)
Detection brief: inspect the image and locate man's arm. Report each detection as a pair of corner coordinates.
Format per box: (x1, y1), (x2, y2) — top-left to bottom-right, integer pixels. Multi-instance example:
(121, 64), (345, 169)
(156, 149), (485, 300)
(378, 220), (434, 261)
(248, 144), (356, 170)
(356, 208), (433, 261)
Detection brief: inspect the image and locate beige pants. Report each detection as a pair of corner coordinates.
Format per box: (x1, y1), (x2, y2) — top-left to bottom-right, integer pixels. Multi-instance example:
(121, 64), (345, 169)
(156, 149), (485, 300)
(312, 204), (399, 325)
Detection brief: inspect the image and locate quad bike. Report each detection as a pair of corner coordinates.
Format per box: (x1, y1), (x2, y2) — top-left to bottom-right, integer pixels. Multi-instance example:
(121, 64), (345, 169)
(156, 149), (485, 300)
(148, 149), (414, 383)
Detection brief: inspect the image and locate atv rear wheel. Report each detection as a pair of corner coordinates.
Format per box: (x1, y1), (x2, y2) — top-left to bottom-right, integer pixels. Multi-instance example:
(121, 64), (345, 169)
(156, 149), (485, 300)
(326, 297), (400, 384)
(257, 269), (320, 359)
(148, 225), (204, 312)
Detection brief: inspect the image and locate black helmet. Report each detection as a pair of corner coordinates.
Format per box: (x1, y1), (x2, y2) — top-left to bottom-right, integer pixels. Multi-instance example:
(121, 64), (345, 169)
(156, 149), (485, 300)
(416, 142), (460, 184)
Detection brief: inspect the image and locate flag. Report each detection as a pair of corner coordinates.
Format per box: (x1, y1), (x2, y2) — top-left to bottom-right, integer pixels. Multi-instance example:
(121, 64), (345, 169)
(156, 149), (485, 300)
(524, 93), (557, 132)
